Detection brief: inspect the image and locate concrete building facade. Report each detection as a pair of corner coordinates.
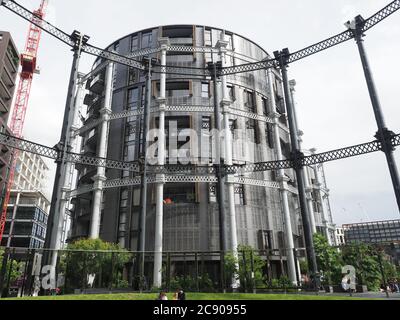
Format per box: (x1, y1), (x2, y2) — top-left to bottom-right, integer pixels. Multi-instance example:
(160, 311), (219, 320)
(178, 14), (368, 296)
(66, 25), (336, 286)
(0, 31), (19, 209)
(1, 148), (51, 248)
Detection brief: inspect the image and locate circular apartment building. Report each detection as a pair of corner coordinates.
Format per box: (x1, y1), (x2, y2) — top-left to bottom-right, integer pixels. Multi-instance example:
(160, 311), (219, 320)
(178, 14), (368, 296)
(69, 25), (335, 288)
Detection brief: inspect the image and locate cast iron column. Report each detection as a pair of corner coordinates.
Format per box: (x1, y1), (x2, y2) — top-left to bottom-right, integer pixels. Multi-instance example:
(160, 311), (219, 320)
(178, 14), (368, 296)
(274, 49), (319, 287)
(137, 57), (153, 291)
(348, 15), (400, 213)
(208, 62), (227, 253)
(45, 31), (89, 264)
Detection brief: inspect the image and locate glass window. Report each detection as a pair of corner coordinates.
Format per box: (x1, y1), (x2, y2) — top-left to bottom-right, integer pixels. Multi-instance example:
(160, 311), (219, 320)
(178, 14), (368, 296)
(131, 36), (139, 52)
(124, 144), (136, 162)
(266, 123), (274, 149)
(246, 119), (257, 142)
(163, 26), (193, 39)
(244, 91), (256, 113)
(164, 184), (195, 203)
(128, 68), (137, 86)
(128, 87), (139, 107)
(201, 83), (209, 98)
(166, 82), (190, 97)
(204, 29), (212, 46)
(234, 185), (245, 205)
(262, 97), (268, 116)
(227, 85), (235, 101)
(141, 32), (152, 49)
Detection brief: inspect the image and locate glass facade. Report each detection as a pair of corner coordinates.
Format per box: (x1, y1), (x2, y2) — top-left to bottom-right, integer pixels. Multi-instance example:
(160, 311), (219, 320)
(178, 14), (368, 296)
(343, 219), (400, 244)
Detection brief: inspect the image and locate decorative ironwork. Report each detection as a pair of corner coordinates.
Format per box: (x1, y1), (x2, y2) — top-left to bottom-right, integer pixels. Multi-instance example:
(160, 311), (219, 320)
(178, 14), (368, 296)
(0, 132), (58, 160)
(3, 0), (399, 77)
(363, 0), (400, 32)
(1, 132), (399, 176)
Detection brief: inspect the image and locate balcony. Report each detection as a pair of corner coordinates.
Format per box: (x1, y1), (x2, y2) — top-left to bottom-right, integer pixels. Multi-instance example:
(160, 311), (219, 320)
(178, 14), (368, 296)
(85, 128), (98, 148)
(5, 48), (18, 74)
(1, 64), (15, 87)
(89, 73), (105, 94)
(0, 77), (12, 100)
(78, 166), (97, 184)
(0, 96), (8, 114)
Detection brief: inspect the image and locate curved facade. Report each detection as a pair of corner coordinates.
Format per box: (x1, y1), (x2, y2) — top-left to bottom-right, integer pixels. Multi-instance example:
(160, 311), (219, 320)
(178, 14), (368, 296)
(69, 25), (335, 284)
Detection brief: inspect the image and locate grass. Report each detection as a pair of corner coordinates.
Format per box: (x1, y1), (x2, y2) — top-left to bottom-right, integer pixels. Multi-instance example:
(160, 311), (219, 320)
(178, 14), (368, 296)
(3, 292), (378, 300)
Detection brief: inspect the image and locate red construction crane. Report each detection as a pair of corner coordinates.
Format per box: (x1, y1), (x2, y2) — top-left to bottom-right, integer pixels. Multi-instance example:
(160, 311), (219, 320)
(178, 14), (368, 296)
(0, 0), (48, 243)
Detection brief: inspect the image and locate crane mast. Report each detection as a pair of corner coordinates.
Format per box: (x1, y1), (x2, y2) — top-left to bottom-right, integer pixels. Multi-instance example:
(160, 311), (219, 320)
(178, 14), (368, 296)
(0, 0), (48, 243)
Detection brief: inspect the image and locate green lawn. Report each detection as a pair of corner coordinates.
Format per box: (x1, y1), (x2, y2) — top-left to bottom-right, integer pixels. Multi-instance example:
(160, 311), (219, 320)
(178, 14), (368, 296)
(3, 292), (377, 300)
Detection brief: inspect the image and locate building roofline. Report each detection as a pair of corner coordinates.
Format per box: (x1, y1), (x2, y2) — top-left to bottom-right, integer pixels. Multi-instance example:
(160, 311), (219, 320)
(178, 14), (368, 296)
(99, 24), (271, 59)
(343, 219), (400, 228)
(10, 189), (51, 204)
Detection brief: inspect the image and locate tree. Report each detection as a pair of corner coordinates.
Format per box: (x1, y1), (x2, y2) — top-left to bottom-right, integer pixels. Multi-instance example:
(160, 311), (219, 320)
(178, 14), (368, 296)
(60, 238), (130, 291)
(341, 243), (382, 291)
(225, 245), (266, 291)
(313, 233), (342, 284)
(0, 248), (24, 290)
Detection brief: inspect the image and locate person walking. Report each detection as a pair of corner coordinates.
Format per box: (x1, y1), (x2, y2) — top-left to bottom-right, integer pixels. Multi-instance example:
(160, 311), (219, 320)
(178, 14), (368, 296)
(157, 291), (168, 300)
(178, 288), (186, 300)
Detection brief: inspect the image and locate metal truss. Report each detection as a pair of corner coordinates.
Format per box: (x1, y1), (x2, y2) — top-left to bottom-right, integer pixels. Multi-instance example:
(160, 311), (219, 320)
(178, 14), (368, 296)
(220, 59), (278, 76)
(1, 0), (74, 46)
(149, 165), (217, 175)
(76, 104), (275, 136)
(228, 159), (293, 174)
(233, 177), (280, 189)
(363, 0), (400, 32)
(168, 45), (218, 54)
(1, 132), (399, 177)
(0, 132), (58, 160)
(3, 0), (399, 77)
(66, 152), (139, 172)
(287, 31), (353, 64)
(228, 107), (274, 124)
(128, 47), (161, 59)
(1, 0), (146, 70)
(302, 139), (382, 166)
(166, 105), (214, 113)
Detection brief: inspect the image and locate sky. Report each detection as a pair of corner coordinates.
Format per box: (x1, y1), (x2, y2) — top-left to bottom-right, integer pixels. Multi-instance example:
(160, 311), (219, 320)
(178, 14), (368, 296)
(1, 0), (399, 226)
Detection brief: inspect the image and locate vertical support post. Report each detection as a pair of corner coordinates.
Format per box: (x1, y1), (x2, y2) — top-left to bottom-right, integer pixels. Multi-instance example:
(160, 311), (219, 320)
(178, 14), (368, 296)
(250, 250), (256, 293)
(90, 61), (114, 238)
(153, 38), (169, 289)
(219, 251), (226, 293)
(293, 248), (300, 287)
(311, 157), (332, 243)
(267, 69), (298, 285)
(289, 80), (317, 234)
(45, 31), (88, 267)
(166, 252), (171, 292)
(376, 248), (390, 299)
(6, 191), (21, 247)
(274, 49), (319, 288)
(109, 252), (115, 292)
(137, 57), (153, 292)
(242, 250), (247, 293)
(0, 247), (9, 297)
(348, 15), (400, 213)
(217, 36), (240, 290)
(4, 249), (15, 298)
(208, 61), (227, 254)
(195, 252), (199, 292)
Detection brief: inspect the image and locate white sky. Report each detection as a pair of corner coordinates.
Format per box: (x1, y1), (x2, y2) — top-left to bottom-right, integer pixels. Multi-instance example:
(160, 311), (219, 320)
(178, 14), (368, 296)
(1, 0), (399, 226)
